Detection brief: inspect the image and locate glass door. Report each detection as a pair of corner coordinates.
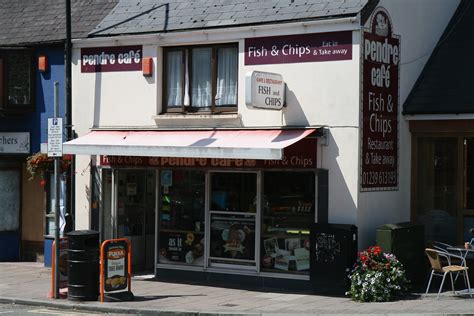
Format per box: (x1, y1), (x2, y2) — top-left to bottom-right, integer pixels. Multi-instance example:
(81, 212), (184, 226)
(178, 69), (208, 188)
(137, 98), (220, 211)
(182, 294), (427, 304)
(208, 172), (258, 270)
(115, 170), (156, 271)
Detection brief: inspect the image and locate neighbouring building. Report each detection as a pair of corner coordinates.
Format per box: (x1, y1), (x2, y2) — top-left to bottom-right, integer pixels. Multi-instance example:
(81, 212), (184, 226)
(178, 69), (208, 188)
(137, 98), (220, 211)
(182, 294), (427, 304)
(63, 0), (460, 287)
(0, 0), (117, 263)
(404, 0), (474, 246)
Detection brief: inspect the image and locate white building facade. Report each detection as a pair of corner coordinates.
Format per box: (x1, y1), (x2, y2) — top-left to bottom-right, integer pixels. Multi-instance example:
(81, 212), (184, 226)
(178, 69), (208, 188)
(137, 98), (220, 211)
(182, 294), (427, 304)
(66, 0), (460, 285)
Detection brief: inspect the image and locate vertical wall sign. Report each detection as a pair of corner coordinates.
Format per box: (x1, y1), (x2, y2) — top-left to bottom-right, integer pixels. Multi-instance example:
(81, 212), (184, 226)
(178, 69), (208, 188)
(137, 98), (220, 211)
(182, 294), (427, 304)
(360, 7), (400, 191)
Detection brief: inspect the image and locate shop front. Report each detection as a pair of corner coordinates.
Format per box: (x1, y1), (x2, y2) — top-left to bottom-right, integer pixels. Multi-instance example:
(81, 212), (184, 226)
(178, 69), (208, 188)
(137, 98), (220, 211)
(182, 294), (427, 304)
(66, 129), (325, 281)
(0, 132), (30, 261)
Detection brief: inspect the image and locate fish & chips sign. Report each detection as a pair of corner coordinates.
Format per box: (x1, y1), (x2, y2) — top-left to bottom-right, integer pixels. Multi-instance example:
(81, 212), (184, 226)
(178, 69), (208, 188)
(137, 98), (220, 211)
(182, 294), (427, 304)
(245, 71), (285, 110)
(361, 7), (400, 191)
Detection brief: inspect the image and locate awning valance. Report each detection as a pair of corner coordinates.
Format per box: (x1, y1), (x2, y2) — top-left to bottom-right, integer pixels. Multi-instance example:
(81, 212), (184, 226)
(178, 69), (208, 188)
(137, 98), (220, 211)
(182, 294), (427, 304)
(63, 129), (316, 160)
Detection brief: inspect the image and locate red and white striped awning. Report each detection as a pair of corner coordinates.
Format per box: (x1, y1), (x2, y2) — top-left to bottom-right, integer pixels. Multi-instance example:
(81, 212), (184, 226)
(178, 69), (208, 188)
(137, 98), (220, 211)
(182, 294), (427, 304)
(63, 129), (316, 160)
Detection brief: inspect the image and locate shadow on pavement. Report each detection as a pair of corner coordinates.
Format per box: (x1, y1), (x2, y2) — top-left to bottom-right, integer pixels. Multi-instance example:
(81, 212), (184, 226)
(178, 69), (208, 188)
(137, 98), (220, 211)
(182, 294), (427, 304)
(132, 294), (204, 302)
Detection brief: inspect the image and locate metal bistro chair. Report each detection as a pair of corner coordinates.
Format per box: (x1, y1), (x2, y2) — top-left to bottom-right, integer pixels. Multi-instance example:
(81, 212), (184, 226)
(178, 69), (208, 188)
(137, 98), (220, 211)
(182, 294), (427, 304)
(425, 248), (472, 299)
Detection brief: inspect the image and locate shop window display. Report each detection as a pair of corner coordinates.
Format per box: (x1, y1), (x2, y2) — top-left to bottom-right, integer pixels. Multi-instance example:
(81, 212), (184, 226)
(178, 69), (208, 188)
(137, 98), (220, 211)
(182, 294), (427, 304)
(158, 170), (205, 266)
(261, 172), (315, 274)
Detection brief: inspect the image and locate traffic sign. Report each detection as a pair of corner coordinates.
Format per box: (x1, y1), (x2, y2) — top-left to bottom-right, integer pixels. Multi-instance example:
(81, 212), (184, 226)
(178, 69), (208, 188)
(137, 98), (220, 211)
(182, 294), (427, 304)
(48, 118), (63, 157)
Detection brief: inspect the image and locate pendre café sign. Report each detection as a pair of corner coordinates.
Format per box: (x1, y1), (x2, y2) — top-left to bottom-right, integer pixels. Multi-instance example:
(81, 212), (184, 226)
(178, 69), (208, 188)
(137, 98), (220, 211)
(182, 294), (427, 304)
(81, 45), (142, 73)
(360, 7), (400, 191)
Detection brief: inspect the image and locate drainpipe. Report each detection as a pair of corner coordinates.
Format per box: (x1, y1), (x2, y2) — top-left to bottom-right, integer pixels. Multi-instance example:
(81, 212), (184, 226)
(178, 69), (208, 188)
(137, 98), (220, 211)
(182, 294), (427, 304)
(65, 0), (75, 231)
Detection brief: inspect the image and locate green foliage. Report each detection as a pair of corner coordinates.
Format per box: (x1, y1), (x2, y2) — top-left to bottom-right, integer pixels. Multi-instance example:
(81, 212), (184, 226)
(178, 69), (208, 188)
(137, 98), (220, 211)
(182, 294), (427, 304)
(347, 246), (409, 302)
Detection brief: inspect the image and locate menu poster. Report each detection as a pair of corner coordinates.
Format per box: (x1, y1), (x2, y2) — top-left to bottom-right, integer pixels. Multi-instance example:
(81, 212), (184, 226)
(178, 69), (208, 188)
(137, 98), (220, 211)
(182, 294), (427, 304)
(159, 231), (204, 265)
(210, 216), (255, 260)
(103, 240), (128, 292)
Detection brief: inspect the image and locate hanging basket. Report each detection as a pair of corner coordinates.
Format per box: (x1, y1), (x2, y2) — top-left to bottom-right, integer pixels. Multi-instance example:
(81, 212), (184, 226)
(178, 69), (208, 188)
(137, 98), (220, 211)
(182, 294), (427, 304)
(26, 152), (72, 181)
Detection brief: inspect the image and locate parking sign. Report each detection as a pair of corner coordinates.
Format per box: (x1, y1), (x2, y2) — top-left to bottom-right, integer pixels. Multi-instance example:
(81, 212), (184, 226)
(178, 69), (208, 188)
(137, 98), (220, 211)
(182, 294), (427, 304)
(48, 118), (63, 157)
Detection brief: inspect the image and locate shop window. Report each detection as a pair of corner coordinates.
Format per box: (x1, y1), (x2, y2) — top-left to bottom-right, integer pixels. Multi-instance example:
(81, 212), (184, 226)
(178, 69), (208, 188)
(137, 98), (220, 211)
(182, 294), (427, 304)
(261, 172), (314, 275)
(163, 44), (238, 114)
(0, 169), (20, 232)
(158, 170), (205, 266)
(465, 138), (474, 209)
(0, 50), (35, 114)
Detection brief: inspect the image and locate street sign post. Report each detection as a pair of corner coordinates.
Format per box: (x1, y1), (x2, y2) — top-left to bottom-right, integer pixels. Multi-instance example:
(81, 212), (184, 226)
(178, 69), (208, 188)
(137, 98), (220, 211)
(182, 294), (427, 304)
(48, 117), (63, 158)
(49, 82), (62, 299)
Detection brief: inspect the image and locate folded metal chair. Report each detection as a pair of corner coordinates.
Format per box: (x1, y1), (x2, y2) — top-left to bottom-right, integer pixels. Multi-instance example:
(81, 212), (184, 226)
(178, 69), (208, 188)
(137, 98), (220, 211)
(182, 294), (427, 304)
(425, 248), (472, 300)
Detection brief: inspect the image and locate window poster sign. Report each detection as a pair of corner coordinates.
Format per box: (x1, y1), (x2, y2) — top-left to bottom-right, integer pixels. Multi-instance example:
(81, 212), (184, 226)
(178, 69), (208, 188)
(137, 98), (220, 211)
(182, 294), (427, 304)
(210, 214), (255, 261)
(244, 31), (352, 65)
(159, 231), (204, 265)
(81, 45), (142, 73)
(103, 240), (128, 292)
(360, 7), (400, 191)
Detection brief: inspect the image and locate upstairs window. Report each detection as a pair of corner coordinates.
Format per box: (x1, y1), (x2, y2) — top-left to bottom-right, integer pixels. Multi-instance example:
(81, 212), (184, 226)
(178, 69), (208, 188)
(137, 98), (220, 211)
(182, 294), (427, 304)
(164, 44), (238, 114)
(0, 49), (35, 114)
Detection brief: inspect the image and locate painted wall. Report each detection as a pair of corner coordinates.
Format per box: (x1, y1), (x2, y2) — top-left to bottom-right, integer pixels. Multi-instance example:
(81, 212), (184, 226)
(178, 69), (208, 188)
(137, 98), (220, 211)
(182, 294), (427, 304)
(72, 20), (362, 232)
(0, 47), (65, 261)
(0, 48), (65, 150)
(71, 1), (460, 249)
(0, 47), (65, 243)
(21, 165), (44, 241)
(356, 0), (460, 248)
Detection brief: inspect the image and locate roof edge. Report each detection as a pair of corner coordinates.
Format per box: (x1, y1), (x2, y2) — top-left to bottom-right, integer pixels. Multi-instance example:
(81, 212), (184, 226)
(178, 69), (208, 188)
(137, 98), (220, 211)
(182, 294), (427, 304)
(89, 13), (361, 38)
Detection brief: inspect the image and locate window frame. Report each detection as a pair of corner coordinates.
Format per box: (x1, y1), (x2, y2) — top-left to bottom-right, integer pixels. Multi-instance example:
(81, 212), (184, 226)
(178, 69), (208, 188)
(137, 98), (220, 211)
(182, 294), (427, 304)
(162, 43), (238, 114)
(0, 48), (35, 114)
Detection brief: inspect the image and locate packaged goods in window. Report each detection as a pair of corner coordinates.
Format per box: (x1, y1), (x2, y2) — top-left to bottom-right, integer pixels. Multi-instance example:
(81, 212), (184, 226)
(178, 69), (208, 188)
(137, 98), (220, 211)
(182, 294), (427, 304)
(261, 236), (310, 273)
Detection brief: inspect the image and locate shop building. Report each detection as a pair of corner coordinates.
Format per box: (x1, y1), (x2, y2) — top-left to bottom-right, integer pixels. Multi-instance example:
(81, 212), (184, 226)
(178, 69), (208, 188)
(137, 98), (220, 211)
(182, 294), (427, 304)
(404, 0), (474, 246)
(0, 0), (117, 262)
(65, 0), (460, 285)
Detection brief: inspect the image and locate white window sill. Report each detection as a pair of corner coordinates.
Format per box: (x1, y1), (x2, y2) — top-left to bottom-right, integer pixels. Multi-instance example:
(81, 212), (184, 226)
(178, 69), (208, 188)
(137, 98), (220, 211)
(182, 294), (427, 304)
(152, 113), (242, 128)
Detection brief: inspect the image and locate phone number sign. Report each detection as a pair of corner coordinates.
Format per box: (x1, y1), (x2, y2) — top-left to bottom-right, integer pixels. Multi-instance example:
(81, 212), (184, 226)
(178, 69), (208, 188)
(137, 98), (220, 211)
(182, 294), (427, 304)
(360, 7), (400, 191)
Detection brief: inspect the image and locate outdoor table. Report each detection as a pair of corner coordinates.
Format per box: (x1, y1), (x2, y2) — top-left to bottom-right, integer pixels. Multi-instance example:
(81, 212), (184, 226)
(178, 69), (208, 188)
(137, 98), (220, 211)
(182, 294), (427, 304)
(446, 245), (474, 264)
(446, 245), (474, 296)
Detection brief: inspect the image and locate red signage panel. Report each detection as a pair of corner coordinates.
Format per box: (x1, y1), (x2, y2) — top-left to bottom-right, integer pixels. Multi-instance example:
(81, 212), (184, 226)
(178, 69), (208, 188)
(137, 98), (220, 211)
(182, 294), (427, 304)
(361, 7), (400, 191)
(100, 137), (317, 169)
(81, 46), (143, 73)
(245, 31), (352, 65)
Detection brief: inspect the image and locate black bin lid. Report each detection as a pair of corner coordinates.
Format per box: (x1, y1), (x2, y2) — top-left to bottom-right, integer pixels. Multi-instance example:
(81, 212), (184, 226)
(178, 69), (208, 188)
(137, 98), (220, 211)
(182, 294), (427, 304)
(67, 230), (99, 237)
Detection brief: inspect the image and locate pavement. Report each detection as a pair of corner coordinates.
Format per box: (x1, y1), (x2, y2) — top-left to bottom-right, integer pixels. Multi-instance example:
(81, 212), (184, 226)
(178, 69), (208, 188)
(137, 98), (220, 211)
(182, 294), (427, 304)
(0, 262), (473, 315)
